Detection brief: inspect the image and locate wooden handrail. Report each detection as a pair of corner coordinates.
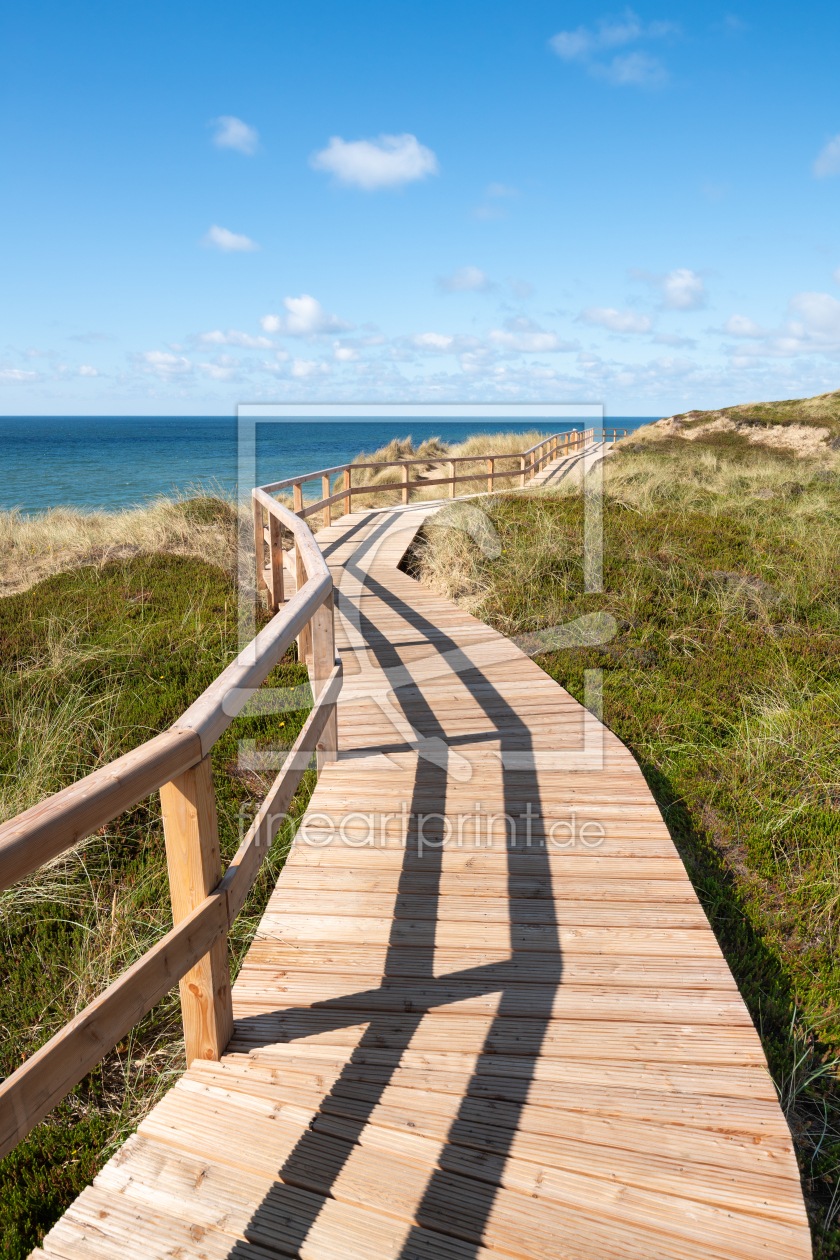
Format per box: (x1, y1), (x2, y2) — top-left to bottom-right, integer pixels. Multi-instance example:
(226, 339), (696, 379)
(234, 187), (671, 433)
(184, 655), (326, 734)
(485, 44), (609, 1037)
(257, 429), (598, 524)
(258, 430), (572, 495)
(0, 663), (341, 1161)
(0, 498), (340, 1155)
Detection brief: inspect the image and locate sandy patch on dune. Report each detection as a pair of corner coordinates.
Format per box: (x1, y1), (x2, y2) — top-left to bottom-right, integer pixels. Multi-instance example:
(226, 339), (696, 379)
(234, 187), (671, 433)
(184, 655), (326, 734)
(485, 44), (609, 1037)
(656, 415), (831, 457)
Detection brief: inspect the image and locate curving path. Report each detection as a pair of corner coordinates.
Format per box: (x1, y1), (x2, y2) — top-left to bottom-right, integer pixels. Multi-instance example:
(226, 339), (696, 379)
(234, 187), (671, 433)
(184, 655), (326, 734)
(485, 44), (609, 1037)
(34, 500), (811, 1260)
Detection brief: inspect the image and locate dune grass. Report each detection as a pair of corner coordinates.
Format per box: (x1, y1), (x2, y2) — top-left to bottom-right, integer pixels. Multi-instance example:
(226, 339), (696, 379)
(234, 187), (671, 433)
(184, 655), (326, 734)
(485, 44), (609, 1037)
(323, 428), (552, 511)
(412, 437), (840, 1254)
(0, 489), (240, 598)
(0, 550), (313, 1257)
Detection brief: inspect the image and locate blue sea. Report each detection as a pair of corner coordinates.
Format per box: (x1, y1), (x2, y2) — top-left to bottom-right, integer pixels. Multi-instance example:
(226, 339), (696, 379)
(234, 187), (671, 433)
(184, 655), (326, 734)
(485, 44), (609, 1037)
(0, 415), (653, 514)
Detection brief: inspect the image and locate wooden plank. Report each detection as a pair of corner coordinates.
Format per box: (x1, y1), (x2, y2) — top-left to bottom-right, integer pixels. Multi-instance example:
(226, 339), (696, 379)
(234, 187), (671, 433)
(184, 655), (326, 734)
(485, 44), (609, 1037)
(0, 727), (202, 893)
(310, 594), (337, 773)
(225, 1010), (766, 1066)
(239, 941), (741, 989)
(251, 913), (730, 955)
(236, 1043), (778, 1102)
(230, 973), (751, 1026)
(160, 754), (233, 1065)
(252, 495), (266, 593)
(275, 867), (697, 902)
(258, 889), (710, 927)
(267, 507), (283, 612)
(175, 570), (331, 755)
(0, 888), (229, 1161)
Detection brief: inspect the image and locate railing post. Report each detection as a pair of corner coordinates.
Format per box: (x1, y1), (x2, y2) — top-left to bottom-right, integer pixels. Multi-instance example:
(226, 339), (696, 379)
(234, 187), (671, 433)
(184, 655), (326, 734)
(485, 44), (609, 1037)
(448, 461), (455, 498)
(160, 755), (233, 1066)
(293, 483), (303, 516)
(487, 457), (494, 492)
(401, 464), (409, 505)
(253, 497), (267, 597)
(296, 545), (312, 667)
(310, 591), (338, 773)
(267, 510), (283, 614)
(344, 467), (351, 516)
(519, 455), (526, 488)
(322, 474), (331, 529)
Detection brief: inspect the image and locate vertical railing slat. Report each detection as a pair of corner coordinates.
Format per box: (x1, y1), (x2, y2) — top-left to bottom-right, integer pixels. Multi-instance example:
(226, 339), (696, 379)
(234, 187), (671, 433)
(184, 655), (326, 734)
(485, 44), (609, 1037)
(322, 475), (331, 528)
(160, 755), (233, 1066)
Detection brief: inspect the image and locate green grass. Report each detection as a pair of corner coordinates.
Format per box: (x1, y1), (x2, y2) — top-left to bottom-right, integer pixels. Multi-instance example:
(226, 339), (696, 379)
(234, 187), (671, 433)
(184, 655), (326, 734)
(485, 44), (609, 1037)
(415, 446), (840, 1255)
(0, 550), (312, 1257)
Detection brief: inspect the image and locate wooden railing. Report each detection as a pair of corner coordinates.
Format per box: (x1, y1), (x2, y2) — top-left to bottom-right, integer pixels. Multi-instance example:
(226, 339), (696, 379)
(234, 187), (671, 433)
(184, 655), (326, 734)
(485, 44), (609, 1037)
(257, 429), (600, 541)
(0, 498), (340, 1160)
(0, 422), (625, 1160)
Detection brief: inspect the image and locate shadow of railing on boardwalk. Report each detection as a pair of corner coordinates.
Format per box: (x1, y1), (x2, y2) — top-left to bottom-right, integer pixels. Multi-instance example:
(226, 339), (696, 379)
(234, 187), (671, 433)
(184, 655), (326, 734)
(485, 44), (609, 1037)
(226, 515), (563, 1258)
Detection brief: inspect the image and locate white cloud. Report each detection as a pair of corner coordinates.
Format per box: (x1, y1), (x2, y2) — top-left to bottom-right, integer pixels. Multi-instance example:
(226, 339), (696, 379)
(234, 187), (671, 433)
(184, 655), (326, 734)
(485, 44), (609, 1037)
(212, 116), (259, 155)
(633, 267), (707, 310)
(789, 291), (840, 343)
(260, 294), (352, 337)
(202, 224), (259, 252)
(550, 29), (594, 60)
(0, 367), (38, 384)
(198, 328), (273, 348)
(333, 341), (360, 362)
(136, 350), (193, 379)
(197, 360), (240, 381)
(489, 319), (578, 353)
(549, 11), (675, 87)
(594, 51), (668, 88)
(310, 133), (438, 190)
(438, 266), (492, 293)
(291, 358), (331, 378)
(412, 332), (457, 352)
(485, 183), (519, 198)
(834, 266), (840, 285)
(78, 365), (99, 376)
(723, 314), (767, 338)
(579, 306), (652, 333)
(814, 135), (840, 178)
(718, 292), (840, 361)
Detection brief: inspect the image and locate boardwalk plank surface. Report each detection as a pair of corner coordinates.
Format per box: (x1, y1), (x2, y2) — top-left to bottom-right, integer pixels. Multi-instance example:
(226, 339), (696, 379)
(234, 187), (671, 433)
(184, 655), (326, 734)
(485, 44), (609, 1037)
(34, 499), (812, 1259)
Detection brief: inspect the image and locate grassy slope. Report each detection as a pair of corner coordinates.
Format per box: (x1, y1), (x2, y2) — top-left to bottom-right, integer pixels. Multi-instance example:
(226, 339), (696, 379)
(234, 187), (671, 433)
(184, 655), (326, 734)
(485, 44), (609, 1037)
(0, 551), (312, 1257)
(663, 386), (840, 436)
(415, 439), (840, 1255)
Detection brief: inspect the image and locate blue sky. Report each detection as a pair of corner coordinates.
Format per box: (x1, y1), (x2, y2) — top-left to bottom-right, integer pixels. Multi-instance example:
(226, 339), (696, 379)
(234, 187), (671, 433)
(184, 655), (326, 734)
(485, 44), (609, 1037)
(2, 0), (839, 416)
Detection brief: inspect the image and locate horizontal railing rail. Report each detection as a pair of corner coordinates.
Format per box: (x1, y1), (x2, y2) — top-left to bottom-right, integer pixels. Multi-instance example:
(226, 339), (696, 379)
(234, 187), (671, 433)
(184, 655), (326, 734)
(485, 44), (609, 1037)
(256, 429), (603, 544)
(0, 498), (340, 1160)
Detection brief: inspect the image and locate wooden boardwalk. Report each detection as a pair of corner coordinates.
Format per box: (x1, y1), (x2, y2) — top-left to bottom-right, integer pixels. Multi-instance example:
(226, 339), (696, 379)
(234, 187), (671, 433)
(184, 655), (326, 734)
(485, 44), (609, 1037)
(34, 500), (811, 1260)
(528, 438), (613, 487)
